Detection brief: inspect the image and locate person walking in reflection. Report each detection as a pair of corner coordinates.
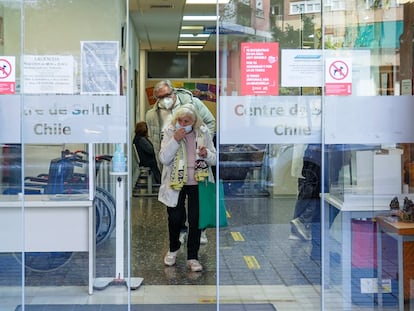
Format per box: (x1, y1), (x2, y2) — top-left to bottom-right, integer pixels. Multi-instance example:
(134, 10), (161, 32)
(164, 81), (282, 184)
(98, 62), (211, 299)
(133, 121), (161, 184)
(158, 104), (216, 272)
(290, 144), (321, 242)
(290, 144), (350, 261)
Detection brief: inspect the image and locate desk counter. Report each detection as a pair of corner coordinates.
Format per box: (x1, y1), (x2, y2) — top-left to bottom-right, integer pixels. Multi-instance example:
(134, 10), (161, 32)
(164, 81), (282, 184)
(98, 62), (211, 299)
(377, 215), (414, 311)
(0, 194), (94, 294)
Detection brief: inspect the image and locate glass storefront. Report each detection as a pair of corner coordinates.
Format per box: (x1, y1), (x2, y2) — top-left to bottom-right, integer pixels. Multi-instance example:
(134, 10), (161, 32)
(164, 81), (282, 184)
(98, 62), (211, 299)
(218, 0), (414, 310)
(0, 0), (130, 309)
(0, 0), (413, 310)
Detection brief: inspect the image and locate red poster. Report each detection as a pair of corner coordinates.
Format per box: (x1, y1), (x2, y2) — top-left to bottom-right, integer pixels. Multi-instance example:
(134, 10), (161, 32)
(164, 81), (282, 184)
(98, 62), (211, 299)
(241, 42), (279, 95)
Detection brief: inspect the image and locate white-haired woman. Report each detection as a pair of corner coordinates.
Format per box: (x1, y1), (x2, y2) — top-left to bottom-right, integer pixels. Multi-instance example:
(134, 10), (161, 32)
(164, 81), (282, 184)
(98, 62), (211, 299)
(158, 104), (216, 272)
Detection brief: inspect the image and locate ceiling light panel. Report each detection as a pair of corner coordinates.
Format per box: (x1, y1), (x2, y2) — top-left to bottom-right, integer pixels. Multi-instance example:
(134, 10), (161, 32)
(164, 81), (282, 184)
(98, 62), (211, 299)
(179, 40), (207, 44)
(177, 45), (204, 49)
(180, 33), (210, 38)
(181, 26), (204, 31)
(183, 15), (218, 21)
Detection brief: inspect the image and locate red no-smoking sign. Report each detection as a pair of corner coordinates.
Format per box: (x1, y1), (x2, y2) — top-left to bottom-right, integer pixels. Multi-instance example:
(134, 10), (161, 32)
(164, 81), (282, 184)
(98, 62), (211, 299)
(325, 58), (352, 95)
(0, 56), (16, 94)
(0, 59), (12, 79)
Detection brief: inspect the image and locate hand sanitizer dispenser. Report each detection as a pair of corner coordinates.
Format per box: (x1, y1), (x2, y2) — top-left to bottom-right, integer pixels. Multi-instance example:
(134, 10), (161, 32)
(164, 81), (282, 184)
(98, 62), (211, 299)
(112, 144), (126, 172)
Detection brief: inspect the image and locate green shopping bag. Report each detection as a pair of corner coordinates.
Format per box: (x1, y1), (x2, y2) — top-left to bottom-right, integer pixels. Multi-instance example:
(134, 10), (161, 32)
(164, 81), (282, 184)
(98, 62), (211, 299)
(198, 179), (228, 229)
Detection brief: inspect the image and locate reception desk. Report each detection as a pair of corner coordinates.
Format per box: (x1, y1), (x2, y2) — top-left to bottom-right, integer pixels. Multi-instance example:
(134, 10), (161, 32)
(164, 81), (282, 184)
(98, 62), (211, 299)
(324, 193), (408, 309)
(0, 194), (94, 294)
(377, 216), (414, 311)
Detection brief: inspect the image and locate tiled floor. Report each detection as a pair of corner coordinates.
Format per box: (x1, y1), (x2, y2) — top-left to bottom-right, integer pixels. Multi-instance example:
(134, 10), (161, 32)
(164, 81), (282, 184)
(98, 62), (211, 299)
(0, 187), (402, 310)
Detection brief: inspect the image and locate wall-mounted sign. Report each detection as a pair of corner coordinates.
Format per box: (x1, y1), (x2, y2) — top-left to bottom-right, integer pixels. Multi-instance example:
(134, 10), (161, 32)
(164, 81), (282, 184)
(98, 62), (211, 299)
(81, 41), (119, 95)
(0, 56), (15, 94)
(401, 79), (412, 95)
(23, 55), (74, 94)
(325, 57), (352, 95)
(281, 50), (323, 87)
(241, 42), (279, 95)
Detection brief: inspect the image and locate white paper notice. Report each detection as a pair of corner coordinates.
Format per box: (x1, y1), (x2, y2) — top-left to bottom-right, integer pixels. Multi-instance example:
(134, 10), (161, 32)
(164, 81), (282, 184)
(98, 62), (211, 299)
(81, 41), (119, 95)
(23, 55), (74, 94)
(281, 49), (323, 87)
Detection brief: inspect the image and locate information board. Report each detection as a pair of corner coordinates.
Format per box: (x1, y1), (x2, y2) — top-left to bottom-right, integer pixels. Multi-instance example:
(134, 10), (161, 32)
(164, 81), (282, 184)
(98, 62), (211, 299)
(241, 42), (279, 95)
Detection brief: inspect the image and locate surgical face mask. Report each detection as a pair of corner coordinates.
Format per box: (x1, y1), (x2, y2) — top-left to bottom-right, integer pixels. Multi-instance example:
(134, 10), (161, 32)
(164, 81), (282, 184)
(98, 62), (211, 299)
(176, 123), (192, 133)
(160, 97), (174, 109)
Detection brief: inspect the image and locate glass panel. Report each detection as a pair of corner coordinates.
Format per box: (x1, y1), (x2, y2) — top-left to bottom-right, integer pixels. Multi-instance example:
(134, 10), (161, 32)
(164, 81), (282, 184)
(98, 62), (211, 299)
(321, 1), (414, 310)
(218, 1), (322, 310)
(0, 1), (22, 309)
(139, 80), (218, 303)
(0, 0), (130, 308)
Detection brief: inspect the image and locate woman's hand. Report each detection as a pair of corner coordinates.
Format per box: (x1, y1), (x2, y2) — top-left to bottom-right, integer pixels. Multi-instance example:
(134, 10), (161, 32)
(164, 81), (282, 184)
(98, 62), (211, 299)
(174, 128), (186, 141)
(198, 146), (207, 157)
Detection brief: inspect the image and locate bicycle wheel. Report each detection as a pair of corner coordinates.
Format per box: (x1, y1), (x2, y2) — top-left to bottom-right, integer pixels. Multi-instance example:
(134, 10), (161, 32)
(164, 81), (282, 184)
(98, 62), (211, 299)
(95, 187), (116, 246)
(13, 251), (74, 273)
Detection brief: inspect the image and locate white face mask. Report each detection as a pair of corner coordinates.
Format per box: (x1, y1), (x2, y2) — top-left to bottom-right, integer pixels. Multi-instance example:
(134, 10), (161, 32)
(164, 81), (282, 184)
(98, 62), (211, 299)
(160, 97), (174, 109)
(176, 123), (192, 133)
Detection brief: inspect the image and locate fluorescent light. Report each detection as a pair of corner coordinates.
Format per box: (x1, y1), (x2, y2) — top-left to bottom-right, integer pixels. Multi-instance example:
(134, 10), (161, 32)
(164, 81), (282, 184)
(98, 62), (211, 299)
(181, 26), (204, 31)
(183, 15), (218, 21)
(179, 40), (207, 44)
(177, 45), (204, 49)
(186, 0), (230, 3)
(180, 33), (210, 38)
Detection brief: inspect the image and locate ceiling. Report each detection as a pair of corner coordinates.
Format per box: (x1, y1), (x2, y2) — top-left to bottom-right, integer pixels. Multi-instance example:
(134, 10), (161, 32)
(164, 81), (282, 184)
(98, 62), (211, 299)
(129, 0), (220, 51)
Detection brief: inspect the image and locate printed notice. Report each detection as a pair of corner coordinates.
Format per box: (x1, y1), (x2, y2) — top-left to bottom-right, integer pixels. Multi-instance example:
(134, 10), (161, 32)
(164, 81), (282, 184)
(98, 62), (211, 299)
(81, 41), (119, 95)
(241, 42), (279, 95)
(281, 50), (323, 87)
(401, 79), (412, 95)
(23, 55), (74, 94)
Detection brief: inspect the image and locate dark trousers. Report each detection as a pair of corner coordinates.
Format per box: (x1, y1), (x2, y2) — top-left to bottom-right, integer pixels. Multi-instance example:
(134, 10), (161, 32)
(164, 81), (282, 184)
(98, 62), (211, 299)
(149, 164), (161, 184)
(167, 185), (201, 260)
(293, 160), (321, 226)
(292, 160), (322, 259)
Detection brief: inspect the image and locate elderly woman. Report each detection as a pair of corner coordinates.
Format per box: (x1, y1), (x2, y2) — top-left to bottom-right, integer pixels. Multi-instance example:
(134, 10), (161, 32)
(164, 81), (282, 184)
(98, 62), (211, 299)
(158, 104), (216, 272)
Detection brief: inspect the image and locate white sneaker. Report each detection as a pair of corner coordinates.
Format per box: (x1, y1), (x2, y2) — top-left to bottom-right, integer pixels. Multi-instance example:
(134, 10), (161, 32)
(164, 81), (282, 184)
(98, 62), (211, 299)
(290, 218), (311, 241)
(187, 259), (203, 272)
(164, 250), (179, 266)
(288, 233), (301, 240)
(179, 231), (187, 244)
(200, 230), (208, 244)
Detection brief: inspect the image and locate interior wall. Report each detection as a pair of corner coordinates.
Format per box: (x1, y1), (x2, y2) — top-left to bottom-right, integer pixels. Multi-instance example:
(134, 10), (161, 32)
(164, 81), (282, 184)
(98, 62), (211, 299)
(3, 0), (124, 78)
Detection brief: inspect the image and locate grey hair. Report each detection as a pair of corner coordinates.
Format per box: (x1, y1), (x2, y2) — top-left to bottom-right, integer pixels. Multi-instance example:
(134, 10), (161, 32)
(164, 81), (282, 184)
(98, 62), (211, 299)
(171, 104), (203, 129)
(153, 80), (174, 98)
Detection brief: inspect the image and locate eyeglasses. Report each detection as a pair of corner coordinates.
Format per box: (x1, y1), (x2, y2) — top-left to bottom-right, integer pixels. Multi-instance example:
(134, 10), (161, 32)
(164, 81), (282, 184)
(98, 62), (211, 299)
(156, 92), (174, 99)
